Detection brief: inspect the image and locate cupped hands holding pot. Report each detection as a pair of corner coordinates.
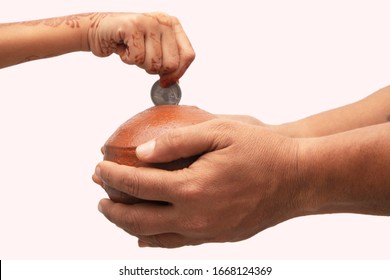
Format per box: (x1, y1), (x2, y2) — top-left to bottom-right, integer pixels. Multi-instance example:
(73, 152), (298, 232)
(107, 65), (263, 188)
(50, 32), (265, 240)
(93, 86), (390, 248)
(93, 118), (303, 248)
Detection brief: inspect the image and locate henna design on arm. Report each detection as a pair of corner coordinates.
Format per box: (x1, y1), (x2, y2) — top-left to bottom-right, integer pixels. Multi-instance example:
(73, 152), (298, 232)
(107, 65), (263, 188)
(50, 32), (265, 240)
(1, 13), (97, 29)
(43, 15), (82, 28)
(142, 12), (173, 28)
(89, 12), (109, 28)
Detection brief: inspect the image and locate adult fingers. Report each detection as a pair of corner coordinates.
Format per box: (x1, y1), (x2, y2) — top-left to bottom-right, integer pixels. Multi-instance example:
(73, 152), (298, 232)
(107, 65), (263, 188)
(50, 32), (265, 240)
(98, 198), (176, 236)
(92, 173), (103, 187)
(95, 160), (184, 202)
(136, 119), (231, 163)
(136, 232), (208, 248)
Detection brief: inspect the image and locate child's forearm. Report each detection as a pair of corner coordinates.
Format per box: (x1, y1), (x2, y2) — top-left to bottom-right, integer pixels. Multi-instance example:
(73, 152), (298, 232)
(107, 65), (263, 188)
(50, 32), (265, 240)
(0, 13), (95, 68)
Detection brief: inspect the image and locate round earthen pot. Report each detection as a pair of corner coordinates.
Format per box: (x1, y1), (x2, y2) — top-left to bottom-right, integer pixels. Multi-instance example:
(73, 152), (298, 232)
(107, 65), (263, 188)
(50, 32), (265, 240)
(102, 105), (216, 204)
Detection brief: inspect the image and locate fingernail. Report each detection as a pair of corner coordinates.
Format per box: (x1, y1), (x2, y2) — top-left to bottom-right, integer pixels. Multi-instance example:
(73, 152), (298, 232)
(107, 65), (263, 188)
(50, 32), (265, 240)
(138, 240), (151, 248)
(98, 202), (103, 213)
(159, 79), (169, 88)
(95, 166), (101, 178)
(159, 77), (171, 88)
(136, 140), (156, 159)
(160, 78), (179, 88)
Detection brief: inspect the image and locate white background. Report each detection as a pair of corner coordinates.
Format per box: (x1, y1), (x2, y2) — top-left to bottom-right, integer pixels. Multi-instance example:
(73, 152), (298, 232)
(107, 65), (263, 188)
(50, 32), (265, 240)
(1, 0), (389, 259)
(3, 260), (390, 280)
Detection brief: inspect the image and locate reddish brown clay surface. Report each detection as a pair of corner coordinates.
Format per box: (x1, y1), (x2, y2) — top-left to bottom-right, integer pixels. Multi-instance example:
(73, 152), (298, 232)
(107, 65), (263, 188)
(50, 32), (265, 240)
(102, 105), (216, 204)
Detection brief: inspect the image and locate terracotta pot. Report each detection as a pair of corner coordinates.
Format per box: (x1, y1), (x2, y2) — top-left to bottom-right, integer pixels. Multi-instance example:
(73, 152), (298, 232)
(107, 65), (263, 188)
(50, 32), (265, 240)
(102, 105), (216, 204)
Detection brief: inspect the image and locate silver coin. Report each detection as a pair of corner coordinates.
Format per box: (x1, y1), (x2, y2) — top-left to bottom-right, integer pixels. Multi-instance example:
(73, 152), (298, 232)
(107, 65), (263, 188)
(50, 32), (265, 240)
(151, 80), (181, 105)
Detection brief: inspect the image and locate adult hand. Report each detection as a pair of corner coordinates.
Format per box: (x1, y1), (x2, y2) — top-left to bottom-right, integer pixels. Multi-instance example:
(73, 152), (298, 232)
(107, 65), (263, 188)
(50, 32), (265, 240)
(217, 114), (265, 126)
(88, 12), (195, 86)
(94, 119), (307, 248)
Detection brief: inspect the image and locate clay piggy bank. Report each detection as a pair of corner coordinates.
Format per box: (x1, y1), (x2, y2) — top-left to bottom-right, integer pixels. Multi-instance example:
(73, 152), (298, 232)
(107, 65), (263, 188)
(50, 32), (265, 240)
(102, 105), (215, 204)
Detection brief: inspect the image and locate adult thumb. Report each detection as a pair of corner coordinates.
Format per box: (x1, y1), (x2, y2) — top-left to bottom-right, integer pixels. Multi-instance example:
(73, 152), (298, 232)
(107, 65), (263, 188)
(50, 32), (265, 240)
(135, 120), (225, 163)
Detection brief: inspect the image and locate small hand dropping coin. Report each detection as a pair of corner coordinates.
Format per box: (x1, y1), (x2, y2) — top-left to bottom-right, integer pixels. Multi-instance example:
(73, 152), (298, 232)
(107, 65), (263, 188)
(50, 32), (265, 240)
(151, 80), (181, 105)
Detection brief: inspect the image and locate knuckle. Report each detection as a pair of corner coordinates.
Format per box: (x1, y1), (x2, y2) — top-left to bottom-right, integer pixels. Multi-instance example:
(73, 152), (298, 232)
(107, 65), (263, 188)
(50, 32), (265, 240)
(211, 119), (236, 132)
(155, 12), (173, 27)
(175, 173), (204, 203)
(134, 52), (145, 65)
(181, 50), (196, 64)
(205, 119), (237, 146)
(123, 209), (143, 234)
(145, 68), (159, 75)
(120, 168), (141, 198)
(100, 165), (113, 185)
(164, 130), (185, 148)
(170, 16), (180, 25)
(161, 57), (179, 73)
(182, 181), (203, 201)
(182, 214), (209, 233)
(143, 12), (169, 28)
(151, 234), (183, 248)
(145, 56), (162, 73)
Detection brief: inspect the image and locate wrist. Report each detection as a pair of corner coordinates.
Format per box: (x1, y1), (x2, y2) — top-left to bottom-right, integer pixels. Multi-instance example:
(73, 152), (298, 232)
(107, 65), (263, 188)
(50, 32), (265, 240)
(79, 13), (97, 52)
(270, 122), (310, 138)
(296, 125), (390, 217)
(294, 137), (331, 216)
(278, 137), (327, 219)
